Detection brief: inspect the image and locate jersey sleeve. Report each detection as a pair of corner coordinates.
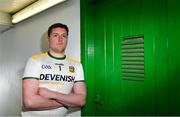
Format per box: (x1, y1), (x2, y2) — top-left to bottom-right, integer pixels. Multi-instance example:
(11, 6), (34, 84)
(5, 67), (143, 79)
(23, 57), (40, 80)
(74, 64), (85, 82)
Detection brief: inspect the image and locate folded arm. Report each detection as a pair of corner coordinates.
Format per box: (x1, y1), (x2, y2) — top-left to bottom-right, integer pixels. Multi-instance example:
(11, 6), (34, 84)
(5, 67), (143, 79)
(22, 79), (63, 111)
(39, 82), (86, 108)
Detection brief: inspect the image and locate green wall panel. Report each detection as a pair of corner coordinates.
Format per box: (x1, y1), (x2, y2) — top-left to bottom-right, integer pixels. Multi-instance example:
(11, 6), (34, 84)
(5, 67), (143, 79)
(168, 0), (180, 115)
(80, 0), (96, 115)
(81, 0), (180, 115)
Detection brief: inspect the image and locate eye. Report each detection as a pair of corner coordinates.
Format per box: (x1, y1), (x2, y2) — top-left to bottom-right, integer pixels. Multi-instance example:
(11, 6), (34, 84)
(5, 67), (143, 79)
(53, 34), (59, 37)
(62, 34), (67, 38)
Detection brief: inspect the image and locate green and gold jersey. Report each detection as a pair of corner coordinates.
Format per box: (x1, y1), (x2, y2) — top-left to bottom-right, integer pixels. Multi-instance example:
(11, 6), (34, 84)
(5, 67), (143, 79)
(22, 52), (84, 116)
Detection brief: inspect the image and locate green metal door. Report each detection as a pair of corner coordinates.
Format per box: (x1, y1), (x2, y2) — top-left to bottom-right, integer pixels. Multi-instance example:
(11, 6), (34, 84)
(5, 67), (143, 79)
(81, 0), (179, 115)
(168, 0), (180, 115)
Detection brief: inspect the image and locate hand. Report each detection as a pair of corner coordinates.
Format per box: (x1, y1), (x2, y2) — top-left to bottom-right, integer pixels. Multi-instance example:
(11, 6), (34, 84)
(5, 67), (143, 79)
(39, 87), (56, 99)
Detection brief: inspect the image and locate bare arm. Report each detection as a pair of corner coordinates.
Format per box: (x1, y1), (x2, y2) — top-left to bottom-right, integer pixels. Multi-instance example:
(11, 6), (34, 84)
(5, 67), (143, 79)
(23, 79), (63, 110)
(39, 82), (86, 108)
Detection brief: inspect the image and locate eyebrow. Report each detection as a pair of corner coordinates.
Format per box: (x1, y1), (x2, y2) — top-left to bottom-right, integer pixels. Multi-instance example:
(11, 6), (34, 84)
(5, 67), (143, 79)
(51, 32), (67, 35)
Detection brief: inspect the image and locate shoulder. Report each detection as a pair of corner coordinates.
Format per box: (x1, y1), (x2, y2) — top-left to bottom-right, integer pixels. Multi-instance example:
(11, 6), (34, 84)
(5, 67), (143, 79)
(66, 56), (81, 64)
(31, 52), (48, 60)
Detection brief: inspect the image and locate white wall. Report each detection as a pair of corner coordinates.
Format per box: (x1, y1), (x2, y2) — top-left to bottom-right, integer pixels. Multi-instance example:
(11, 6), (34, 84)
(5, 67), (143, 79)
(0, 0), (80, 115)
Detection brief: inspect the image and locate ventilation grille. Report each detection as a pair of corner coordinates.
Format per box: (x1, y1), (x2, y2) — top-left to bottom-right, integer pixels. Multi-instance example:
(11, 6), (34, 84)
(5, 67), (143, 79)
(121, 36), (145, 80)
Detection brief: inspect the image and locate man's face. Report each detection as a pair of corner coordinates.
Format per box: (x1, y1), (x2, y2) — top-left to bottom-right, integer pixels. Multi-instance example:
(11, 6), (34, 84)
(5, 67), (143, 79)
(48, 27), (68, 53)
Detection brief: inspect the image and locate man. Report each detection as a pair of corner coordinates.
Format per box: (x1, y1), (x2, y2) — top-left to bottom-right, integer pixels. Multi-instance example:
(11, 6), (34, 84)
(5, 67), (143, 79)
(22, 23), (86, 116)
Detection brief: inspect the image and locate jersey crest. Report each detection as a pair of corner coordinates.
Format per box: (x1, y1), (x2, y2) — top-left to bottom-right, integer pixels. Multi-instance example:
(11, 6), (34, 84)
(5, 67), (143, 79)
(69, 66), (75, 73)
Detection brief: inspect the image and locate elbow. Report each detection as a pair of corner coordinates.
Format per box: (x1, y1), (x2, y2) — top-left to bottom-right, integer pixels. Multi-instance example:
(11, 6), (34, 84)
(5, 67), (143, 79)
(78, 99), (86, 107)
(23, 99), (35, 110)
(78, 95), (86, 107)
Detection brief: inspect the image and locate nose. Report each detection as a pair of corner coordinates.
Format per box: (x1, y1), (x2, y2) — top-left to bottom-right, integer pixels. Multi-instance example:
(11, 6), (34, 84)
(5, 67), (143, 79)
(58, 36), (63, 42)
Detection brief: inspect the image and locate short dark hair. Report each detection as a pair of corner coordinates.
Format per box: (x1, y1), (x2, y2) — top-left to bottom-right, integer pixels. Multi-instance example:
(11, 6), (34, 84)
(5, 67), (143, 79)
(48, 23), (69, 37)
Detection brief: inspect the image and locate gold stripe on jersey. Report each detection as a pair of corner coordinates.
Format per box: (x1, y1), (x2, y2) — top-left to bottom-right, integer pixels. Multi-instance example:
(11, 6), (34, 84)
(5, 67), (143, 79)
(40, 81), (65, 85)
(66, 56), (80, 64)
(32, 52), (48, 60)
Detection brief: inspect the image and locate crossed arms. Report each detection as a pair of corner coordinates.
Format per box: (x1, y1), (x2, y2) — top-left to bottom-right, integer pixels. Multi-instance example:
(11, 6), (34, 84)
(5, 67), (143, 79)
(22, 79), (86, 110)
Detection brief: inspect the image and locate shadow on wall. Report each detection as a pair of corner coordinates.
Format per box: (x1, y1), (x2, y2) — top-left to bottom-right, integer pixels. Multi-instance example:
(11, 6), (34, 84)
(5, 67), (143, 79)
(2, 67), (24, 116)
(40, 32), (49, 53)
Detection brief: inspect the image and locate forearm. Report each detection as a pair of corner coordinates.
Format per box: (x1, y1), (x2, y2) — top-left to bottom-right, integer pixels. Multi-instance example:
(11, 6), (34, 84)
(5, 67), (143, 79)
(39, 82), (86, 108)
(51, 92), (86, 108)
(23, 94), (63, 111)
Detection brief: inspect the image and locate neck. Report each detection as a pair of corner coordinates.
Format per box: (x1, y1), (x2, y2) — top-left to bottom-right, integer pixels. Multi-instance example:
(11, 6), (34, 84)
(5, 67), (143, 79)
(49, 49), (65, 58)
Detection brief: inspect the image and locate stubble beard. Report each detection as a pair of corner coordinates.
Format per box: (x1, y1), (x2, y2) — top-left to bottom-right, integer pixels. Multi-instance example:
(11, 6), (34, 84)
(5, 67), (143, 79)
(50, 47), (65, 54)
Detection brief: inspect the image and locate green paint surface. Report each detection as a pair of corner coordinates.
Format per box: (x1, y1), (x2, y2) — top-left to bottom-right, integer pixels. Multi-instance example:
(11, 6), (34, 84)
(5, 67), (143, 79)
(81, 0), (180, 115)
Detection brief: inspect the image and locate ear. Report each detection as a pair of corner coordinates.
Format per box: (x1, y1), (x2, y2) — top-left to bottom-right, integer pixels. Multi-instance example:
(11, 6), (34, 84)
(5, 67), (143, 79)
(47, 37), (50, 43)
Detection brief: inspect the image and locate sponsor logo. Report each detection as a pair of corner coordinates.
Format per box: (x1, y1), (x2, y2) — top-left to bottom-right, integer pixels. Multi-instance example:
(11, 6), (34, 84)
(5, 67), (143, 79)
(40, 74), (75, 82)
(41, 65), (52, 69)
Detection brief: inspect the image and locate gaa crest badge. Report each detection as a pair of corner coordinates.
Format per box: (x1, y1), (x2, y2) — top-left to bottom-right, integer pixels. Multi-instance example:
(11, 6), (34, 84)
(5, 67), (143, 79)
(69, 66), (75, 73)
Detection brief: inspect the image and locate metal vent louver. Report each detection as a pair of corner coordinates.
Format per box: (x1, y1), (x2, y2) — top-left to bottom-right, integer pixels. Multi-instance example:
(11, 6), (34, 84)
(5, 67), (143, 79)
(121, 36), (145, 80)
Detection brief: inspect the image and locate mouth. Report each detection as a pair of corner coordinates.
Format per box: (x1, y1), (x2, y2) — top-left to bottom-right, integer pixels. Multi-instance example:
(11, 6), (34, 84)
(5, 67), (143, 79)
(57, 43), (63, 45)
